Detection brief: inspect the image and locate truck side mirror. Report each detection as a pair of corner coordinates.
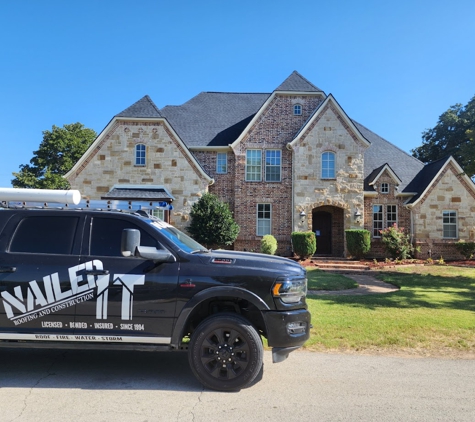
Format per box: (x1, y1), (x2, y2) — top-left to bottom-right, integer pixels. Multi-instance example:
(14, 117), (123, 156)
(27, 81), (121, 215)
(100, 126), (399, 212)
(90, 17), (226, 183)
(121, 228), (140, 257)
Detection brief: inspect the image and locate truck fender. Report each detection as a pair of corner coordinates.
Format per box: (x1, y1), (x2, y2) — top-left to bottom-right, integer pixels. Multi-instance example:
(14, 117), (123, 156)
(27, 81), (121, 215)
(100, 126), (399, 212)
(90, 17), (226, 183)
(170, 286), (270, 347)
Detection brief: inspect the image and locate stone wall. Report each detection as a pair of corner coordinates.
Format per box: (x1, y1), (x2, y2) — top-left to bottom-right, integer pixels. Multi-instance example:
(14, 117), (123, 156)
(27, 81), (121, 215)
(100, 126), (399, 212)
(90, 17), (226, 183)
(411, 163), (475, 260)
(292, 103), (367, 257)
(67, 120), (211, 231)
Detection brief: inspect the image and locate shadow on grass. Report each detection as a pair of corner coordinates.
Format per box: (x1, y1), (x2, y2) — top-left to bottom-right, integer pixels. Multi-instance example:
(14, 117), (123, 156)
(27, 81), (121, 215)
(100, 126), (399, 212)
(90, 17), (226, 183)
(308, 272), (475, 312)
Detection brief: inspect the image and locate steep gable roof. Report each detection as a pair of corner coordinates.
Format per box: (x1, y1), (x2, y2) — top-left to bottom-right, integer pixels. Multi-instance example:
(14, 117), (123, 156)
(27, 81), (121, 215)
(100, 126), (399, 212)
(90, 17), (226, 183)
(116, 95), (162, 118)
(356, 122), (424, 191)
(365, 163), (402, 192)
(160, 92), (270, 148)
(275, 70), (323, 92)
(288, 94), (370, 149)
(404, 157), (452, 205)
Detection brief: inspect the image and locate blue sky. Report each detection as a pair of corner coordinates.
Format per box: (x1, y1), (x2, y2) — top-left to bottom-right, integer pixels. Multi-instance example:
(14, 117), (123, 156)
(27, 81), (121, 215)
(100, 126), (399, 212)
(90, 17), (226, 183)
(1, 0), (474, 188)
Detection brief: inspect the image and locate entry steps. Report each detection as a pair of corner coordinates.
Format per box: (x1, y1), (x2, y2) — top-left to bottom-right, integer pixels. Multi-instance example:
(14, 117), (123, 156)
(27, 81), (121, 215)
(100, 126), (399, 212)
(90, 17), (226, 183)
(310, 257), (371, 273)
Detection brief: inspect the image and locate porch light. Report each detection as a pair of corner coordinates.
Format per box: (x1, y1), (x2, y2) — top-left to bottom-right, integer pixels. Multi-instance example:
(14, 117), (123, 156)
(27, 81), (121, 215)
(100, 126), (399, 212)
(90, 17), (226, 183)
(354, 210), (362, 223)
(299, 210), (306, 222)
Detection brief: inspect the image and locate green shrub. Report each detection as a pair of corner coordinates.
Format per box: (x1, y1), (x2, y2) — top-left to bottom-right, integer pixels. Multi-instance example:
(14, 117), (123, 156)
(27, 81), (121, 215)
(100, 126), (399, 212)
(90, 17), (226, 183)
(380, 224), (417, 260)
(345, 229), (371, 259)
(261, 234), (278, 255)
(455, 241), (475, 259)
(187, 193), (239, 249)
(291, 231), (316, 259)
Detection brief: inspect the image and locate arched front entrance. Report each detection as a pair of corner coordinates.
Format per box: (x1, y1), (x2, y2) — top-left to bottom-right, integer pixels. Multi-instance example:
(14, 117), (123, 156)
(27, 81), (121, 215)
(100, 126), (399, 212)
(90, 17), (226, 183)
(312, 206), (345, 257)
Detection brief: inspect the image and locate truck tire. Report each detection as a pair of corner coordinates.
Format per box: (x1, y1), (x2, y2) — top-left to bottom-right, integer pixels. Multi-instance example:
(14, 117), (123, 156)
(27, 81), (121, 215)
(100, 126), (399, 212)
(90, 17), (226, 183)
(188, 313), (264, 391)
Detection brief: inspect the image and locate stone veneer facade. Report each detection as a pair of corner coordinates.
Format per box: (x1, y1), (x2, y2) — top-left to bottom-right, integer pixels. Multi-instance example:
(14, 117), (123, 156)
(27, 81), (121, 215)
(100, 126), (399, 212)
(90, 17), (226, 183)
(66, 91), (475, 260)
(410, 162), (475, 260)
(67, 120), (212, 232)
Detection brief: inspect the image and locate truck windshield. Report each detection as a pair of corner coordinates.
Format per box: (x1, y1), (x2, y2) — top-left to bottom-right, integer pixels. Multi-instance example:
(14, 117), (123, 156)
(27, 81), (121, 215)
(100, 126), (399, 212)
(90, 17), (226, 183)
(150, 220), (208, 253)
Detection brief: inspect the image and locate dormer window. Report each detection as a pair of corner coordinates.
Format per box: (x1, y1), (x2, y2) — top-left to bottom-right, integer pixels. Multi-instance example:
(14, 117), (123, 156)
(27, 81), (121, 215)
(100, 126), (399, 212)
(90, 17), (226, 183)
(381, 183), (389, 194)
(293, 104), (302, 115)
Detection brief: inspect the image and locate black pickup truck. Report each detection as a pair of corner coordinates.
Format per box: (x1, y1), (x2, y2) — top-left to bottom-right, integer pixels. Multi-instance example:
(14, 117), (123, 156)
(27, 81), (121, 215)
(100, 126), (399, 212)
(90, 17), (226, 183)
(0, 196), (310, 391)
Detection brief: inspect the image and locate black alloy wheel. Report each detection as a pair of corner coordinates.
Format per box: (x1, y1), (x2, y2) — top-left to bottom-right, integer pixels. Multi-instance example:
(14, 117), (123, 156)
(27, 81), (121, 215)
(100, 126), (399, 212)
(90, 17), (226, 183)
(188, 313), (264, 391)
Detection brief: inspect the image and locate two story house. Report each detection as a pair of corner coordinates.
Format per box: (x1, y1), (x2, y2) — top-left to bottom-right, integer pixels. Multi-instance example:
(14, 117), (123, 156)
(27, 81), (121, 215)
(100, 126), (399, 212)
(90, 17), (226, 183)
(65, 71), (475, 259)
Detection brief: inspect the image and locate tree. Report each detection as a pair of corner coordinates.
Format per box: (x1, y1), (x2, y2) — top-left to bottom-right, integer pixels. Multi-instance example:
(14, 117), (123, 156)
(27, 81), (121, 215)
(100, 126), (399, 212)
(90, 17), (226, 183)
(186, 193), (240, 249)
(12, 122), (97, 189)
(411, 95), (475, 179)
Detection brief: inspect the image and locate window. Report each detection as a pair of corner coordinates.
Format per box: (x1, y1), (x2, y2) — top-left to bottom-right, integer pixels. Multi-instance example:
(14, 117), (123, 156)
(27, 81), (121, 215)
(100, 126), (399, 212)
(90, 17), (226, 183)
(265, 150), (281, 182)
(386, 205), (398, 227)
(257, 204), (271, 236)
(373, 205), (383, 237)
(135, 144), (146, 166)
(216, 152), (227, 174)
(381, 183), (389, 194)
(443, 211), (457, 238)
(152, 209), (165, 220)
(90, 217), (159, 257)
(321, 152), (335, 179)
(10, 216), (79, 254)
(293, 104), (302, 115)
(373, 205), (398, 237)
(246, 150), (262, 181)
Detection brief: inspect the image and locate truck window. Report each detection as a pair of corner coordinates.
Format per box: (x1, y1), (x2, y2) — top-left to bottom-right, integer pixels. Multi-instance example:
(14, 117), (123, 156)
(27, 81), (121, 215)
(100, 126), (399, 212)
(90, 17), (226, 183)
(90, 217), (159, 256)
(9, 216), (79, 254)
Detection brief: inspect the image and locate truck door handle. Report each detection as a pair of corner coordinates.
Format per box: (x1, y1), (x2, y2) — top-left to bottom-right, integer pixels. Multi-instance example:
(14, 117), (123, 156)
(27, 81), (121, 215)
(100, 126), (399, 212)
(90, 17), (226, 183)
(84, 269), (110, 276)
(0, 266), (16, 273)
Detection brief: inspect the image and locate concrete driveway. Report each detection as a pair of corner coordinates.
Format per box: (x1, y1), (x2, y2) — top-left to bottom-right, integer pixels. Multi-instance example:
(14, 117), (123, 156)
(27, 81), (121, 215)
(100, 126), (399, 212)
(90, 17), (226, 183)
(1, 348), (474, 421)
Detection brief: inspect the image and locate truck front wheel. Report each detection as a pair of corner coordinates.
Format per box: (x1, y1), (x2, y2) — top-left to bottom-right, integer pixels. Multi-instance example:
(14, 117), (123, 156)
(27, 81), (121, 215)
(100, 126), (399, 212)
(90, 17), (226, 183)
(188, 313), (264, 391)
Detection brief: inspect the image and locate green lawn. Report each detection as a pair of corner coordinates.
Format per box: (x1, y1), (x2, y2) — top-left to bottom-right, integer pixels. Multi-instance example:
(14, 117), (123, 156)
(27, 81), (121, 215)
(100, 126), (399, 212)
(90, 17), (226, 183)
(306, 267), (358, 290)
(304, 265), (475, 356)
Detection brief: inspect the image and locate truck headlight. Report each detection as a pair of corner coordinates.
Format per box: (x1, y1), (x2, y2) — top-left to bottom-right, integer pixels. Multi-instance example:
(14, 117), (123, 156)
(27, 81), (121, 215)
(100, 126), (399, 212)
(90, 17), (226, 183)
(272, 277), (307, 304)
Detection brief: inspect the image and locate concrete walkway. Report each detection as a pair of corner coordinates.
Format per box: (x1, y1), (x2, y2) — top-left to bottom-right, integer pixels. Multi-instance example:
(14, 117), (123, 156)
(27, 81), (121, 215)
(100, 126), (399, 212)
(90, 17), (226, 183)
(308, 272), (399, 295)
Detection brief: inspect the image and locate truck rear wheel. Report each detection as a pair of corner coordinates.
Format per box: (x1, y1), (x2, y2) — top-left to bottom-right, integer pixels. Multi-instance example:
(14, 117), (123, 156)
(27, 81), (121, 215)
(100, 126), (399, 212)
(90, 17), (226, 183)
(188, 313), (263, 391)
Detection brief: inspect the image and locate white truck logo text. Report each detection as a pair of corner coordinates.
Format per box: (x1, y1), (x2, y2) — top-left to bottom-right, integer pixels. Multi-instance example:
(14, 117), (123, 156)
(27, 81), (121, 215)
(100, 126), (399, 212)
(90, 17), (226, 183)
(1, 260), (144, 325)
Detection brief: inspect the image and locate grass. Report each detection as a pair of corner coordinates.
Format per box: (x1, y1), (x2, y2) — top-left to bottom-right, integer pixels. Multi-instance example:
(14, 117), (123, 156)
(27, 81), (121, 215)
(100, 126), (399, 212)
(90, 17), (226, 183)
(306, 267), (358, 290)
(304, 265), (475, 357)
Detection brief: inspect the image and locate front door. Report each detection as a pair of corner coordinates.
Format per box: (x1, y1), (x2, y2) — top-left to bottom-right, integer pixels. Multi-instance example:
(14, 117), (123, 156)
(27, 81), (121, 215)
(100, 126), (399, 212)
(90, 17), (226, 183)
(312, 211), (332, 255)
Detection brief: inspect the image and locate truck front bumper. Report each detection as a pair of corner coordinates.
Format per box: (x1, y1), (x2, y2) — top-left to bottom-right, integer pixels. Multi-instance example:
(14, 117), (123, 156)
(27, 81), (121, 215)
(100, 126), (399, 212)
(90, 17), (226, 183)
(263, 309), (311, 363)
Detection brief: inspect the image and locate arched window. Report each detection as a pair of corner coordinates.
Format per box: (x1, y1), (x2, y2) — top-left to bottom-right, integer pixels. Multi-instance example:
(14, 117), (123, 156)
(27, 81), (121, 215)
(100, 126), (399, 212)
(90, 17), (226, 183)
(321, 152), (335, 179)
(293, 104), (302, 115)
(135, 144), (146, 166)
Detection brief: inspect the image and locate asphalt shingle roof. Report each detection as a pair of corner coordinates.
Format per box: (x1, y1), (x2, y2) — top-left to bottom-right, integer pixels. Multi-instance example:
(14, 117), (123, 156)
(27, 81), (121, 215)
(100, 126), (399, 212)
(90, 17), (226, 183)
(404, 157), (450, 204)
(113, 72), (424, 192)
(116, 95), (162, 118)
(102, 187), (172, 201)
(355, 121), (424, 191)
(275, 70), (323, 92)
(160, 92), (270, 147)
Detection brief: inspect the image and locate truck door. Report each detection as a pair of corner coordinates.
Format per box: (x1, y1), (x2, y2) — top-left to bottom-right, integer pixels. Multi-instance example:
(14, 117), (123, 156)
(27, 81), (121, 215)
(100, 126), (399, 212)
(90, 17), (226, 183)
(0, 213), (82, 340)
(73, 214), (179, 345)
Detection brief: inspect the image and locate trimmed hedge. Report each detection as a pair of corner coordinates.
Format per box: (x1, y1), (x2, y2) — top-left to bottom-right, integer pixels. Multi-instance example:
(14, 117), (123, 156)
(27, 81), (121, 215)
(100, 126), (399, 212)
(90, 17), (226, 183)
(261, 234), (278, 255)
(345, 229), (371, 259)
(291, 231), (316, 259)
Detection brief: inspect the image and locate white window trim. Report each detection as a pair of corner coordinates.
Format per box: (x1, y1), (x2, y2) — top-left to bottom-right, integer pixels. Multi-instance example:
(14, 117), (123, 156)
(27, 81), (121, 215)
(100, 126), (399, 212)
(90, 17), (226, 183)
(256, 203), (272, 236)
(442, 210), (458, 239)
(321, 151), (336, 179)
(265, 149), (281, 182)
(135, 143), (146, 166)
(245, 149), (262, 182)
(216, 152), (228, 174)
(373, 204), (383, 238)
(293, 104), (302, 115)
(386, 204), (398, 227)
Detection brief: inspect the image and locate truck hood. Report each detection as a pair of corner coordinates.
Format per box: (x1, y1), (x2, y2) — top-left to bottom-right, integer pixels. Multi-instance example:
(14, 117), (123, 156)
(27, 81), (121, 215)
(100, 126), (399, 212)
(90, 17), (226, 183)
(199, 250), (306, 278)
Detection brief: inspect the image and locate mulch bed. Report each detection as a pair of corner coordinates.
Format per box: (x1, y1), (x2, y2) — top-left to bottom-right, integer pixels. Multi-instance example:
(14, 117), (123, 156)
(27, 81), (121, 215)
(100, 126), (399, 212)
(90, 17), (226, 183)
(292, 258), (475, 269)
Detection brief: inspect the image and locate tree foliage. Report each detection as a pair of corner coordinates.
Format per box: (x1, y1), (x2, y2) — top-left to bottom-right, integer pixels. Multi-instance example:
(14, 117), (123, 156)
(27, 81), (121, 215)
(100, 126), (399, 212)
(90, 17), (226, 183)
(411, 95), (475, 179)
(12, 122), (96, 189)
(186, 193), (240, 249)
